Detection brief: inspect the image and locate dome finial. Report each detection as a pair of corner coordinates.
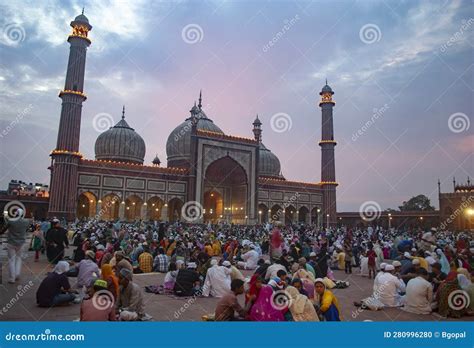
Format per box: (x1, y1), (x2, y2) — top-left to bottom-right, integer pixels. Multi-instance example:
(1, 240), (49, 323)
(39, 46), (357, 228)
(82, 6), (85, 15)
(122, 105), (125, 119)
(198, 90), (202, 109)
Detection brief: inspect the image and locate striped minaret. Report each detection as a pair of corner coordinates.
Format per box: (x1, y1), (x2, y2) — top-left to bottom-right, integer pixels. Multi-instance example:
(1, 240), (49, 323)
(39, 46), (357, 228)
(319, 81), (337, 227)
(48, 12), (92, 220)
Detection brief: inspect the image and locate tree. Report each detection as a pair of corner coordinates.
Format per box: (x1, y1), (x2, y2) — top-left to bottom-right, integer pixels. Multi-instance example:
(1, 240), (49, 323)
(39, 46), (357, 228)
(399, 194), (435, 211)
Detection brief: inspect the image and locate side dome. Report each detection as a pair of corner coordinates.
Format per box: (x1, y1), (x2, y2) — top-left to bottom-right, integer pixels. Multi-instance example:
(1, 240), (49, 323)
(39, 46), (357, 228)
(95, 109), (146, 164)
(259, 143), (282, 178)
(166, 103), (224, 168)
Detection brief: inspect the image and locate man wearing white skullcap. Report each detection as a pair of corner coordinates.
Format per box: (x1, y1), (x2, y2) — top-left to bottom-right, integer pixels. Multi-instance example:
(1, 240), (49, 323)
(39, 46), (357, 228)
(202, 259), (231, 298)
(376, 264), (405, 307)
(1, 206), (30, 283)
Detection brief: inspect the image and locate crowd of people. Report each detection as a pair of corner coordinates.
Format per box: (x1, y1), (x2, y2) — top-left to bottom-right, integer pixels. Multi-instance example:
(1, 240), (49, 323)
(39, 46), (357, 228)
(1, 212), (473, 321)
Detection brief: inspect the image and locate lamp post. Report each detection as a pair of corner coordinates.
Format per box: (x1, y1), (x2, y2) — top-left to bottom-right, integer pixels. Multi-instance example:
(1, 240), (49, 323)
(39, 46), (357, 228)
(388, 213), (392, 229)
(326, 213), (330, 230)
(317, 208), (321, 229)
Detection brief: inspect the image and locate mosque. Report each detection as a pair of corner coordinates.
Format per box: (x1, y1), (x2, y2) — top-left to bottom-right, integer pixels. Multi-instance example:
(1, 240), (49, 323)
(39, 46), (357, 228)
(47, 12), (338, 225)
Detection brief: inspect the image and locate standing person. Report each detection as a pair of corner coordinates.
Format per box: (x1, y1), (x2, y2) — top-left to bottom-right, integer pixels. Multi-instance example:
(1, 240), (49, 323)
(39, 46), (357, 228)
(45, 218), (69, 264)
(269, 228), (283, 261)
(344, 240), (353, 274)
(31, 223), (44, 262)
(1, 208), (30, 284)
(367, 246), (376, 279)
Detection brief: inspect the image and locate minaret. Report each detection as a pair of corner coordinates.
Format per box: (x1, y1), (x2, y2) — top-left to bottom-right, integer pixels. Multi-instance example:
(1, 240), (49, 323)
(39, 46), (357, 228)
(48, 13), (92, 220)
(187, 100), (200, 205)
(319, 80), (337, 226)
(252, 115), (262, 143)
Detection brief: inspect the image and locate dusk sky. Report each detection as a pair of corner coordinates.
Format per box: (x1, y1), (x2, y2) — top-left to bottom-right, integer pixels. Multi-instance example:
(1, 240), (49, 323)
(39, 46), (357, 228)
(0, 0), (472, 211)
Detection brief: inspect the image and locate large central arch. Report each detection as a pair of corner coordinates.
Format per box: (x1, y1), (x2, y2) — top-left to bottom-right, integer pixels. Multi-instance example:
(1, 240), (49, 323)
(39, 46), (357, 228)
(203, 156), (248, 224)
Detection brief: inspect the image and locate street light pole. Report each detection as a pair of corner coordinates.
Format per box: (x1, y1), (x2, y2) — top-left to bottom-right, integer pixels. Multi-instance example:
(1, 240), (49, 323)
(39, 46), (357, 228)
(326, 213), (330, 230)
(388, 213), (392, 229)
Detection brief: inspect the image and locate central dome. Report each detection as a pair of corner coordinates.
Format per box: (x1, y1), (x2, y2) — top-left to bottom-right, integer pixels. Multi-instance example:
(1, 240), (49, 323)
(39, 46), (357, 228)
(95, 108), (146, 164)
(259, 143), (282, 178)
(166, 102), (224, 168)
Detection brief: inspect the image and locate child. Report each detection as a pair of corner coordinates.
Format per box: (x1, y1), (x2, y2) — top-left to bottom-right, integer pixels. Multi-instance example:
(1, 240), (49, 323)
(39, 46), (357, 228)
(367, 247), (376, 279)
(163, 262), (178, 292)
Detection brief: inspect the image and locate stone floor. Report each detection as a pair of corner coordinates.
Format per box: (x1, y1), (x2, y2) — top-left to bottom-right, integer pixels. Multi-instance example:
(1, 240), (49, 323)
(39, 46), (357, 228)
(0, 247), (472, 322)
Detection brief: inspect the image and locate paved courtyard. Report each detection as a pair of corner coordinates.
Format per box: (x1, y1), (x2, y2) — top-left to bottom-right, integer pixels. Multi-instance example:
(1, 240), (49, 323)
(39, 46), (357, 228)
(0, 246), (471, 322)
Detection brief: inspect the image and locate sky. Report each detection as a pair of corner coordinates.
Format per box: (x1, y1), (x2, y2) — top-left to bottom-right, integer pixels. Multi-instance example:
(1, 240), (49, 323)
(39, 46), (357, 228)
(0, 0), (472, 212)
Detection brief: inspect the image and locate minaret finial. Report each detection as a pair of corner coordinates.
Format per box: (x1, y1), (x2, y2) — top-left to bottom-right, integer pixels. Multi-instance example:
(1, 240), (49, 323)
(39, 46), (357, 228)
(122, 105), (125, 119)
(438, 179), (441, 195)
(198, 90), (202, 109)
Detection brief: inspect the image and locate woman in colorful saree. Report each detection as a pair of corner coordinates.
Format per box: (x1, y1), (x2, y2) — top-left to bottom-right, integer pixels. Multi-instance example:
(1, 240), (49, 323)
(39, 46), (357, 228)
(314, 278), (342, 321)
(437, 271), (467, 318)
(248, 284), (285, 321)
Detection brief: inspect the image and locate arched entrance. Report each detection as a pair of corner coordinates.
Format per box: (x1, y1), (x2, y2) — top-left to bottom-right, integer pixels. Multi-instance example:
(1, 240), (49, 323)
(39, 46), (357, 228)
(168, 198), (183, 222)
(299, 206), (309, 223)
(100, 194), (120, 221)
(77, 192), (97, 219)
(203, 156), (248, 224)
(147, 196), (164, 221)
(258, 203), (268, 223)
(125, 195), (143, 221)
(311, 207), (320, 227)
(270, 204), (283, 223)
(203, 190), (223, 223)
(285, 205), (296, 225)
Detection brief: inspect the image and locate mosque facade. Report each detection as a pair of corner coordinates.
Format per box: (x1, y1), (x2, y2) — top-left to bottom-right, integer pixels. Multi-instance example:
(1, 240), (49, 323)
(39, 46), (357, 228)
(47, 13), (338, 225)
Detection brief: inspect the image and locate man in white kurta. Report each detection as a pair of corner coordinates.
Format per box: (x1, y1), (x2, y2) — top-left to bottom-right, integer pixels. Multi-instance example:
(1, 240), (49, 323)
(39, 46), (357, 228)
(402, 270), (433, 314)
(377, 265), (406, 307)
(202, 260), (231, 298)
(237, 247), (259, 270)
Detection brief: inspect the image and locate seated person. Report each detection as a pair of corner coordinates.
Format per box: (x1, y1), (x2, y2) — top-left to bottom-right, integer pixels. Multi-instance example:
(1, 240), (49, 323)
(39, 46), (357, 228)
(428, 262), (447, 293)
(314, 278), (342, 321)
(173, 262), (201, 297)
(36, 261), (76, 307)
(80, 279), (116, 321)
(137, 246), (153, 273)
(116, 269), (147, 321)
(214, 279), (252, 321)
(237, 245), (259, 270)
(202, 259), (231, 298)
(402, 268), (433, 315)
